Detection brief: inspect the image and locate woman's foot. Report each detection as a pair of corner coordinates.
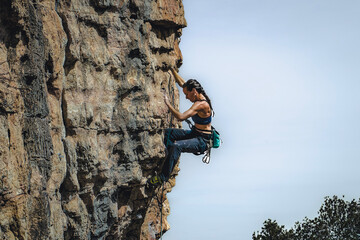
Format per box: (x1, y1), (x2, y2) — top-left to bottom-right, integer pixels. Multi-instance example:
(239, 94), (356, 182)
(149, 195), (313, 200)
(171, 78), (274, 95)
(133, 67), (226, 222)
(148, 175), (163, 186)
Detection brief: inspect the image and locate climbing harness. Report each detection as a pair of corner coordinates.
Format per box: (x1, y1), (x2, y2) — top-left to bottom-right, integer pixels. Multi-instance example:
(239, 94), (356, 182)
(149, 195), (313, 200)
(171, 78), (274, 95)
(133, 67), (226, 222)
(184, 119), (222, 164)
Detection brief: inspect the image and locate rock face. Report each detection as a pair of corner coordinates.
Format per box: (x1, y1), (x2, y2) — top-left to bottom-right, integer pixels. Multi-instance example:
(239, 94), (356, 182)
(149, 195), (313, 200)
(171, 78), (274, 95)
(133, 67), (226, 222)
(0, 0), (186, 239)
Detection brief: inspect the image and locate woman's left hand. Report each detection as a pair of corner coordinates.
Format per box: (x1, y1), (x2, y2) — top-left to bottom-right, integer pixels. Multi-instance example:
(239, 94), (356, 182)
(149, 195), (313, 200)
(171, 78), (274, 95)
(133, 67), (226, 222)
(164, 93), (171, 107)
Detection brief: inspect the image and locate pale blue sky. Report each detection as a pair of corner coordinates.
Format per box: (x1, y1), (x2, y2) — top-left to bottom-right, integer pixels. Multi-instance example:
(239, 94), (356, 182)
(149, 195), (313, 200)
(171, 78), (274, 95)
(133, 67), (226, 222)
(165, 1), (360, 239)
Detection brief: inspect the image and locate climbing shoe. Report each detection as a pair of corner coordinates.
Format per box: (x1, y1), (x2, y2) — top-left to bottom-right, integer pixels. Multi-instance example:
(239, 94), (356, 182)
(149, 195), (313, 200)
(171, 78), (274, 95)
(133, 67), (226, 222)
(148, 175), (163, 186)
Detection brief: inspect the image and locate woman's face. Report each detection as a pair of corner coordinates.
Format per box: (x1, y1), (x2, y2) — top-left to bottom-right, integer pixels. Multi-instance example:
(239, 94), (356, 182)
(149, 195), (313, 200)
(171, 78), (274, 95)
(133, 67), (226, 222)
(183, 87), (197, 102)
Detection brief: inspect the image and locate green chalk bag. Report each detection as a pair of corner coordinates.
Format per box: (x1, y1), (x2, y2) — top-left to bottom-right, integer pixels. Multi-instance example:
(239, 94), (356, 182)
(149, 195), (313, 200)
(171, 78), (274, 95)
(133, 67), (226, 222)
(212, 128), (221, 148)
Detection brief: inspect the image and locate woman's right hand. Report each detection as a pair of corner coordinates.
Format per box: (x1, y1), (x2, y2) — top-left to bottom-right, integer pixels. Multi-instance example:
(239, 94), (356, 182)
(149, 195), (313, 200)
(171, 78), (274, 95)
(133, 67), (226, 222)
(164, 93), (171, 107)
(168, 68), (185, 87)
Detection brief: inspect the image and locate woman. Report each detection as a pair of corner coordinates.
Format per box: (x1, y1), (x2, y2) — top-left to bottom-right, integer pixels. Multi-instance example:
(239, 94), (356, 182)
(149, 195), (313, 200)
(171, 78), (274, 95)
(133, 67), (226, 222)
(149, 68), (214, 185)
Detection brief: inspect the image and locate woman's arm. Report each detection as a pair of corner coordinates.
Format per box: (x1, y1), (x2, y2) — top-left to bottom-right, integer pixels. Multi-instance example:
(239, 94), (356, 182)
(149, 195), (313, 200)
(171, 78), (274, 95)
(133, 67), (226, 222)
(169, 68), (186, 87)
(164, 94), (200, 121)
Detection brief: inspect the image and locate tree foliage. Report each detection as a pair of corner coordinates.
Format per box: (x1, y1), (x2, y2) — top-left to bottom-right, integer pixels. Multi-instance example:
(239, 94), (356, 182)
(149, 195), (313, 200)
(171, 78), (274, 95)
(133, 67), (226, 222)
(252, 219), (295, 240)
(253, 196), (360, 240)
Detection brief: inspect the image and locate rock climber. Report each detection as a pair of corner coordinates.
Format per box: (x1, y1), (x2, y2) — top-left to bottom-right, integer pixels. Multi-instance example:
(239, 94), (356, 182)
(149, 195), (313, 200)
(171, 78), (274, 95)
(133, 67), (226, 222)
(149, 68), (214, 186)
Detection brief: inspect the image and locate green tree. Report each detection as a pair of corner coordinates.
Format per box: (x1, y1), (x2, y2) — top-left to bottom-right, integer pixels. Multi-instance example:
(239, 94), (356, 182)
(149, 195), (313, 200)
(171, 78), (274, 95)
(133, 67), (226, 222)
(293, 196), (360, 240)
(253, 196), (360, 240)
(252, 219), (295, 240)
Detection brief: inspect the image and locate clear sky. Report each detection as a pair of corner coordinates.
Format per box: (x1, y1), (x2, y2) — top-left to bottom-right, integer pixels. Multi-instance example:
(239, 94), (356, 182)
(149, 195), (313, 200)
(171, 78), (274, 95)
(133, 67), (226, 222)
(165, 1), (360, 239)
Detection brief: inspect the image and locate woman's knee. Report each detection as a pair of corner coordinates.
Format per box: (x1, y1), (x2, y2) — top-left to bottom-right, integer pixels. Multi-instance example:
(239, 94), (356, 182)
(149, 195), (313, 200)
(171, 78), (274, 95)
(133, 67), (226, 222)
(171, 141), (184, 153)
(164, 128), (172, 135)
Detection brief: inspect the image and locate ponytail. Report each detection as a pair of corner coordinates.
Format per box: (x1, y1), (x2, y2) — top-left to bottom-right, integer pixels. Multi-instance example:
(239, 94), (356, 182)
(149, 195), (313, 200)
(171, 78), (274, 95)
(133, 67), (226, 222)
(183, 79), (214, 116)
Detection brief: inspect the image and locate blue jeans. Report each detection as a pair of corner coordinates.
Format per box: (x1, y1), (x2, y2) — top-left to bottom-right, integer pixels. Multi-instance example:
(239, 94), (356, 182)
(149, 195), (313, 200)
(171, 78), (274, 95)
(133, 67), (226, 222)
(160, 128), (210, 182)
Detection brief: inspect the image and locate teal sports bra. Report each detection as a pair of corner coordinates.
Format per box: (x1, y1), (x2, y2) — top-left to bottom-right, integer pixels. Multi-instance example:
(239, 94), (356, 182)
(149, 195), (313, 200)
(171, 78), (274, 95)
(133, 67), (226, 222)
(191, 100), (212, 125)
(192, 114), (212, 125)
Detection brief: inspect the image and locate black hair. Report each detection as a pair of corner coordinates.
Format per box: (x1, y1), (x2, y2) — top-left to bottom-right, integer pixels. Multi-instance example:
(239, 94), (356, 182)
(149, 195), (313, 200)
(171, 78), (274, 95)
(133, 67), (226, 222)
(183, 79), (214, 115)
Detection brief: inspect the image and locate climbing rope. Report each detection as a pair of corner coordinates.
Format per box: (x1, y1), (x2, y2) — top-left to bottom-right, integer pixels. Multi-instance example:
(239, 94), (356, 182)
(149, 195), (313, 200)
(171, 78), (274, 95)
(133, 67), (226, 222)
(167, 72), (175, 129)
(153, 179), (165, 240)
(159, 183), (165, 240)
(156, 72), (175, 240)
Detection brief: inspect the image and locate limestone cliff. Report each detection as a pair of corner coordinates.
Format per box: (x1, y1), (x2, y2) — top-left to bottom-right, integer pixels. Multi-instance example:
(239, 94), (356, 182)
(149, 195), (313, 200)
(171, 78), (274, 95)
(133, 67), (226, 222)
(0, 0), (186, 239)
